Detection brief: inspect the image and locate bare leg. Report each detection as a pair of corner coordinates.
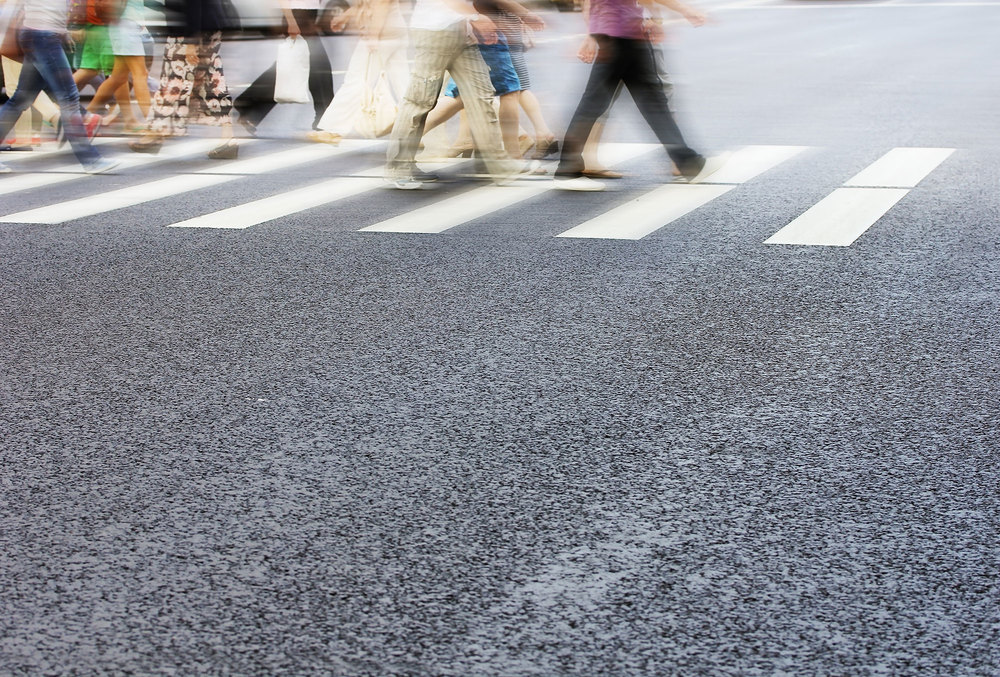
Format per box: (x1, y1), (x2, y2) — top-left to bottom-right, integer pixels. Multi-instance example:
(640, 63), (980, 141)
(423, 96), (464, 134)
(519, 89), (554, 145)
(498, 91), (521, 158)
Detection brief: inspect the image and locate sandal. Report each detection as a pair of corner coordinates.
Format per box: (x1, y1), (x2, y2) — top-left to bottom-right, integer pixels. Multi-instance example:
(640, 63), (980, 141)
(207, 140), (239, 160)
(306, 130), (341, 145)
(128, 133), (164, 154)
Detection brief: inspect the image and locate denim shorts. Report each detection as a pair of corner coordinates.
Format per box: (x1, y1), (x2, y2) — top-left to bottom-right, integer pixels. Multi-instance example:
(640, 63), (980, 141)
(445, 38), (521, 98)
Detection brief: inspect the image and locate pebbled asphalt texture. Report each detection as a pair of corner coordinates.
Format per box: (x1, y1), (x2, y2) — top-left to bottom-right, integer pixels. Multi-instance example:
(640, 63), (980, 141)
(1, 1), (999, 675)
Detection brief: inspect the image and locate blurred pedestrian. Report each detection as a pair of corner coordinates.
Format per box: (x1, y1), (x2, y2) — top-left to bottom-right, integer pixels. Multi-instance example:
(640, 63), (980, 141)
(384, 0), (520, 188)
(233, 0), (334, 138)
(128, 0), (238, 158)
(85, 0), (152, 134)
(308, 0), (408, 144)
(0, 0), (117, 172)
(554, 0), (725, 190)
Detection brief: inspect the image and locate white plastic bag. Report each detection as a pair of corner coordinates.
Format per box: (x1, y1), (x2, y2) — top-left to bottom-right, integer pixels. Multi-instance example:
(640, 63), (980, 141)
(273, 36), (311, 104)
(356, 51), (397, 139)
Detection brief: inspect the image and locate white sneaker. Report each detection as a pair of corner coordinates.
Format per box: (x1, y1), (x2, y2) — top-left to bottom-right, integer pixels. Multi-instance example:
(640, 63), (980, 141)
(554, 175), (606, 192)
(83, 157), (120, 174)
(386, 176), (429, 190)
(683, 152), (731, 184)
(0, 161), (10, 174)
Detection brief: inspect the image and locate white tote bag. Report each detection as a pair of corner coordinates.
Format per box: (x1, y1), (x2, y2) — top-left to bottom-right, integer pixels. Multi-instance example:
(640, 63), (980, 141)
(356, 51), (397, 139)
(273, 36), (311, 104)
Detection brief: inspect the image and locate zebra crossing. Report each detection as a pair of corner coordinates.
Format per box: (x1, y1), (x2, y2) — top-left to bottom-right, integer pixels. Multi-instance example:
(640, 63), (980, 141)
(0, 140), (956, 246)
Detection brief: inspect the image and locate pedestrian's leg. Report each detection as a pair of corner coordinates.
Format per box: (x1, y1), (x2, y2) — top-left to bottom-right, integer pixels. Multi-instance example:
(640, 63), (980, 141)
(0, 59), (44, 141)
(385, 28), (454, 178)
(556, 37), (624, 177)
(449, 42), (516, 179)
(23, 31), (102, 167)
(621, 40), (699, 170)
(498, 90), (521, 158)
(303, 25), (334, 129)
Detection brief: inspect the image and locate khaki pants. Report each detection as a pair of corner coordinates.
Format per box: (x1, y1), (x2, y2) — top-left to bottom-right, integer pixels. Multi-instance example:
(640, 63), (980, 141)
(386, 24), (517, 180)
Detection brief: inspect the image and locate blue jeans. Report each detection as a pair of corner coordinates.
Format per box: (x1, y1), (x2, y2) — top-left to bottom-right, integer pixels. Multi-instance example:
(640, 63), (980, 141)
(0, 29), (101, 167)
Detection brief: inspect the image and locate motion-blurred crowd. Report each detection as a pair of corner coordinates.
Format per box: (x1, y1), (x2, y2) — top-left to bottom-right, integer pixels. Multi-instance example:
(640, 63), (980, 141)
(0, 0), (725, 189)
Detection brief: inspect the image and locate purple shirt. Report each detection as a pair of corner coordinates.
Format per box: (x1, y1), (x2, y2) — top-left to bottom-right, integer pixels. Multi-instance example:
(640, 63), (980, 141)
(588, 0), (645, 40)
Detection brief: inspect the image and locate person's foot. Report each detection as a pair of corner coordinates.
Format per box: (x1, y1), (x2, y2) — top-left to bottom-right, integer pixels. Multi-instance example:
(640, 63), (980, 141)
(554, 173), (606, 191)
(306, 130), (341, 145)
(207, 140), (239, 160)
(411, 168), (440, 183)
(129, 133), (164, 154)
(238, 117), (258, 138)
(531, 137), (559, 160)
(83, 157), (120, 174)
(386, 176), (432, 190)
(83, 113), (102, 139)
(0, 161), (11, 174)
(678, 152), (730, 184)
(581, 168), (623, 180)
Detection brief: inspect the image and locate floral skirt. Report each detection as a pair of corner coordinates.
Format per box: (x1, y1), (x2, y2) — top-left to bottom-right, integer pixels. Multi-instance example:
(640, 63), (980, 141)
(149, 32), (232, 136)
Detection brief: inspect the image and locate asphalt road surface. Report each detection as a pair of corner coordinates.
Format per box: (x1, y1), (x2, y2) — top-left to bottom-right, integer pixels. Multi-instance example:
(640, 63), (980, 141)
(1, 0), (998, 674)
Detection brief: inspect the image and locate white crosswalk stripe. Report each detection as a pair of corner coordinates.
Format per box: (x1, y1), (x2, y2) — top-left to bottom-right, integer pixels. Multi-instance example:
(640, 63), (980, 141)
(0, 139), (379, 224)
(0, 138), (224, 199)
(0, 142), (957, 246)
(557, 145), (808, 240)
(360, 143), (661, 234)
(765, 147), (954, 246)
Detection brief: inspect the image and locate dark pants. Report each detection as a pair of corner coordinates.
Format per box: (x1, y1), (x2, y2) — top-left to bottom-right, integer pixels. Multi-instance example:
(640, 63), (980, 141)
(233, 9), (334, 130)
(556, 35), (699, 177)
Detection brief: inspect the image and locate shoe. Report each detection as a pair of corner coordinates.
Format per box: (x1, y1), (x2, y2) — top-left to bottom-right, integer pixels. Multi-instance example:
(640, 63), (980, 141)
(386, 176), (430, 190)
(680, 152), (730, 184)
(0, 161), (11, 174)
(84, 113), (102, 139)
(238, 117), (258, 138)
(582, 168), (623, 180)
(518, 133), (535, 158)
(444, 143), (474, 158)
(83, 157), (120, 174)
(554, 174), (606, 191)
(55, 117), (66, 148)
(207, 141), (239, 160)
(306, 130), (341, 145)
(531, 137), (559, 160)
(129, 134), (163, 154)
(411, 168), (440, 183)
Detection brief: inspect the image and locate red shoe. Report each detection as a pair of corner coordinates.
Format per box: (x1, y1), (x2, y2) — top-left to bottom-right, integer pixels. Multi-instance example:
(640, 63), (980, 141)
(84, 113), (103, 139)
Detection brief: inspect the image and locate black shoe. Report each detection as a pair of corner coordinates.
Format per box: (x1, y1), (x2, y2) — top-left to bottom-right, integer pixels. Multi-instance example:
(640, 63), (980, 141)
(238, 117), (258, 138)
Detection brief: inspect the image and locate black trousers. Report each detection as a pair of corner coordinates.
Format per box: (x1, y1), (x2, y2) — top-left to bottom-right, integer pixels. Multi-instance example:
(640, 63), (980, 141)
(233, 9), (333, 129)
(556, 35), (700, 177)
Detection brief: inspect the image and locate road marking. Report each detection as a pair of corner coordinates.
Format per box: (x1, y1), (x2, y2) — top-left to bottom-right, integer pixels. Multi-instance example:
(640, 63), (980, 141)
(558, 184), (736, 240)
(766, 147), (954, 247)
(0, 138), (222, 199)
(843, 147), (954, 188)
(706, 145), (809, 184)
(167, 171), (386, 229)
(765, 188), (909, 246)
(556, 144), (806, 240)
(0, 140), (380, 224)
(360, 143), (660, 234)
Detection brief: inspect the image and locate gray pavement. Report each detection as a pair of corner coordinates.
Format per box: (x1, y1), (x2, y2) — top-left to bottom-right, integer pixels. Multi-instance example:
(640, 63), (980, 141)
(1, 1), (998, 674)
